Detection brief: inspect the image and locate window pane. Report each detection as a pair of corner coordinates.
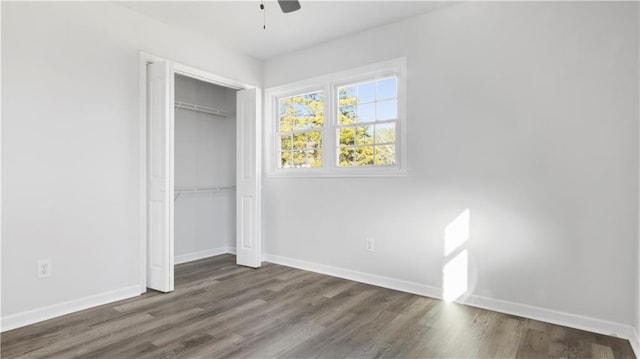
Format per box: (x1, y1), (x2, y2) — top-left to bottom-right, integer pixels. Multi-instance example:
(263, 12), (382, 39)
(307, 131), (322, 149)
(294, 115), (310, 130)
(338, 105), (356, 125)
(357, 103), (375, 122)
(279, 111), (294, 131)
(278, 97), (295, 130)
(377, 77), (397, 100)
(339, 128), (355, 146)
(355, 126), (373, 145)
(377, 99), (397, 120)
(358, 82), (375, 103)
(338, 146), (355, 167)
(280, 134), (292, 150)
(293, 151), (306, 167)
(279, 101), (289, 117)
(356, 146), (374, 166)
(279, 91), (324, 131)
(375, 145), (396, 165)
(301, 92), (324, 129)
(338, 86), (356, 101)
(280, 151), (293, 168)
(310, 150), (322, 167)
(293, 133), (306, 150)
(374, 123), (396, 144)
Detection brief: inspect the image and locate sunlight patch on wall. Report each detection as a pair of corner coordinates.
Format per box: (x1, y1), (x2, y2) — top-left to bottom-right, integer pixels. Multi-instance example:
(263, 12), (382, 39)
(444, 209), (469, 256)
(443, 249), (468, 302)
(443, 209), (470, 302)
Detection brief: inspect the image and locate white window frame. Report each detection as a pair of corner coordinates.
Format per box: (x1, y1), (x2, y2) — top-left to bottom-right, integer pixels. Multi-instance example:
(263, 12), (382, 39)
(264, 57), (408, 177)
(275, 88), (326, 170)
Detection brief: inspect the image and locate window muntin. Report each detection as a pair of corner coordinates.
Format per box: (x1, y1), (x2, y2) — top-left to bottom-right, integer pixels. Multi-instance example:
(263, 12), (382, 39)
(277, 90), (324, 168)
(336, 77), (398, 167)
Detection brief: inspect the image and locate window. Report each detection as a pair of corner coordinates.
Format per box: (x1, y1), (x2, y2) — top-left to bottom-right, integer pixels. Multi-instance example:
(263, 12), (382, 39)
(265, 58), (407, 177)
(336, 77), (398, 167)
(277, 90), (324, 168)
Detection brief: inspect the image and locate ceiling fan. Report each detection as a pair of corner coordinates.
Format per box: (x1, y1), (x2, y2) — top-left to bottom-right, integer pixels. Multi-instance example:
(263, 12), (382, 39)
(277, 0), (301, 13)
(260, 0), (301, 29)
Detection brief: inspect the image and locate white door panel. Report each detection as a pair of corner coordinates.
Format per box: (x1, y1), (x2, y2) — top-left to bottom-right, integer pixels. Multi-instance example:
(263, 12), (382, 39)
(147, 61), (175, 292)
(236, 88), (262, 268)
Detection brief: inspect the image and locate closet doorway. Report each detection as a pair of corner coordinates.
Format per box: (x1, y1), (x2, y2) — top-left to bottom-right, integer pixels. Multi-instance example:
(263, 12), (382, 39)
(174, 74), (237, 265)
(141, 55), (261, 293)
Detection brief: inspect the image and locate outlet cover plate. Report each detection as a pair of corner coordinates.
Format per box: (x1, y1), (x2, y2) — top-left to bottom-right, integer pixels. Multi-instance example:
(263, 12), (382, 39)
(366, 238), (375, 252)
(37, 259), (52, 278)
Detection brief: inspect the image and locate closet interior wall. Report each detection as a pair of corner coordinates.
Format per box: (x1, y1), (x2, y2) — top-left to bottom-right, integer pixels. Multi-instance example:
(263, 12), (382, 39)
(174, 74), (237, 261)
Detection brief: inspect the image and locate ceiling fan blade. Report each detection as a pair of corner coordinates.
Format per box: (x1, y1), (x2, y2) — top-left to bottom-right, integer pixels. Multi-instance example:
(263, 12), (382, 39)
(277, 0), (301, 13)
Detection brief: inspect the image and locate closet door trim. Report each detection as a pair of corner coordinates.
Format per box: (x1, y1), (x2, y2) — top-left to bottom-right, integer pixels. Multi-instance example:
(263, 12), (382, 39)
(138, 52), (260, 292)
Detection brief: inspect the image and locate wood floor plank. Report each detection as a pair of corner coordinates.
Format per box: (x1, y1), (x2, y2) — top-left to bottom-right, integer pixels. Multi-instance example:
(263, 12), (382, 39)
(593, 343), (617, 359)
(150, 299), (267, 348)
(516, 328), (552, 359)
(51, 308), (205, 359)
(16, 313), (155, 359)
(236, 322), (325, 359)
(1, 254), (636, 359)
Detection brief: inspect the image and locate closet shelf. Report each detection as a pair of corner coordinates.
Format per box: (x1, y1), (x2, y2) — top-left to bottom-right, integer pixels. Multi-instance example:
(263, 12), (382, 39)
(175, 101), (234, 118)
(174, 185), (236, 200)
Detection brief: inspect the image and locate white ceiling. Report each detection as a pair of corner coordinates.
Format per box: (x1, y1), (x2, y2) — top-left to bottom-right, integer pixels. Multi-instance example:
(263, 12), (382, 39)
(117, 1), (448, 60)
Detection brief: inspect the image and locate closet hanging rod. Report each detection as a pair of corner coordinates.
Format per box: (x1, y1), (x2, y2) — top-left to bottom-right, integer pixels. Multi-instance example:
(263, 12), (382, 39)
(174, 185), (236, 200)
(174, 101), (234, 118)
(175, 185), (236, 192)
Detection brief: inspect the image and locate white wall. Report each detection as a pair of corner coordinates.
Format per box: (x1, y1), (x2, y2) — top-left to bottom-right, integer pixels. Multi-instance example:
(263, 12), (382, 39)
(263, 1), (639, 331)
(174, 75), (236, 257)
(1, 2), (260, 321)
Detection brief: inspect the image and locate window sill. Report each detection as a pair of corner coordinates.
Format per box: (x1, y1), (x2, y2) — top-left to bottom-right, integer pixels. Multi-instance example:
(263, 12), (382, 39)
(265, 167), (409, 178)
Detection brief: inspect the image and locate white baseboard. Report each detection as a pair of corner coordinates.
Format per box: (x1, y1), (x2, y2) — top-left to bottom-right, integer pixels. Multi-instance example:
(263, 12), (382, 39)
(458, 292), (639, 354)
(175, 246), (235, 265)
(262, 253), (442, 298)
(630, 328), (640, 358)
(2, 250), (239, 332)
(263, 253), (639, 357)
(4, 253), (636, 358)
(1, 285), (140, 332)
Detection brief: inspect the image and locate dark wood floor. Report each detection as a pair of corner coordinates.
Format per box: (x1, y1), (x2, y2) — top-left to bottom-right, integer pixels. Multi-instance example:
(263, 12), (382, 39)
(1, 254), (635, 358)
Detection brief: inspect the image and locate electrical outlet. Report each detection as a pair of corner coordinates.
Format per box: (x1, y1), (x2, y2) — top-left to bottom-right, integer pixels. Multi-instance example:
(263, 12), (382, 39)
(37, 259), (52, 278)
(366, 238), (375, 252)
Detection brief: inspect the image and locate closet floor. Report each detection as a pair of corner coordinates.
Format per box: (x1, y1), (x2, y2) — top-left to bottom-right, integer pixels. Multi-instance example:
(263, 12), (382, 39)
(1, 254), (635, 358)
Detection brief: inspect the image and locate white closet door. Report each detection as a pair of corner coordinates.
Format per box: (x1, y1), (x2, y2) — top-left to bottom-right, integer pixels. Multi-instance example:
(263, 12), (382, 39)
(147, 61), (175, 292)
(236, 88), (262, 268)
